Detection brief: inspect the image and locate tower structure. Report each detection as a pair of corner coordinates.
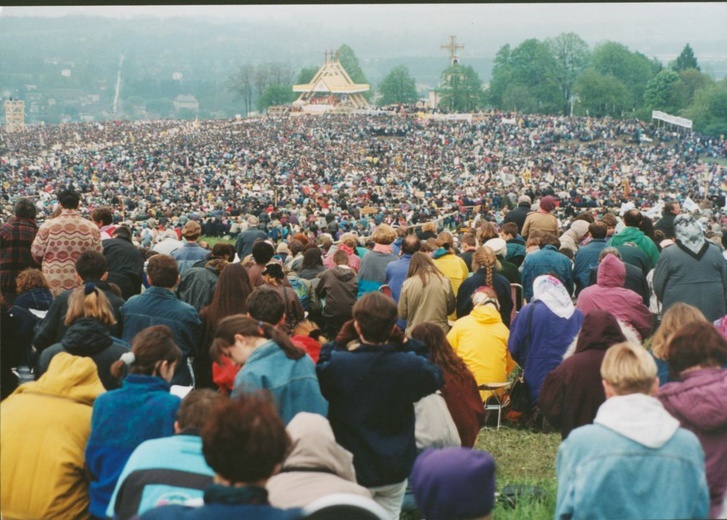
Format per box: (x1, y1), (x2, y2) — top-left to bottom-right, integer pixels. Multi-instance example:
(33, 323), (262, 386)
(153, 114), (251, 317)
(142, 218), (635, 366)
(292, 51), (370, 110)
(441, 35), (464, 66)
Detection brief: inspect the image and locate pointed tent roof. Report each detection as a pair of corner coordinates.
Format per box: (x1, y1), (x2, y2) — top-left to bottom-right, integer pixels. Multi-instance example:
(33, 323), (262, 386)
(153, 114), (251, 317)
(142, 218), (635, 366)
(293, 57), (370, 94)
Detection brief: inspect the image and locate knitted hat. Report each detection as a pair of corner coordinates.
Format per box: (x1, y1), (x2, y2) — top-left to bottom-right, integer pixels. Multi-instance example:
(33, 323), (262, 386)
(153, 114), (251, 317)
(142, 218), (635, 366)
(276, 242), (290, 254)
(540, 196), (556, 212)
(484, 237), (507, 257)
(411, 448), (496, 520)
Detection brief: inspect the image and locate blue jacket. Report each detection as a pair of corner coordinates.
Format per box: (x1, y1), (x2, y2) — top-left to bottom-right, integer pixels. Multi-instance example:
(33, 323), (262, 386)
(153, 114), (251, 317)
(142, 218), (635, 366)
(171, 243), (210, 275)
(508, 302), (583, 406)
(316, 339), (444, 487)
(121, 286), (201, 386)
(107, 434), (214, 519)
(521, 245), (574, 301)
(385, 254), (412, 329)
(139, 485), (302, 520)
(231, 340), (328, 425)
(86, 375), (181, 518)
(573, 238), (608, 295)
(556, 421), (708, 519)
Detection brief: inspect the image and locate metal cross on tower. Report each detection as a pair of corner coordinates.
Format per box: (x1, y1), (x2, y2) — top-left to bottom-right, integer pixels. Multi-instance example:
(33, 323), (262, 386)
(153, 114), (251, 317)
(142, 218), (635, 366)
(441, 35), (464, 65)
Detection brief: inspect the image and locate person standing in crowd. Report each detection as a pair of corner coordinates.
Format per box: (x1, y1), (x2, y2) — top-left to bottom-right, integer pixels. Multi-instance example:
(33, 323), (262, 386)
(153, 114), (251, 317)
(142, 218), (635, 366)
(657, 321), (727, 518)
(609, 209), (660, 270)
(247, 240), (275, 287)
(457, 232), (477, 273)
(324, 233), (362, 271)
(0, 198), (39, 304)
(90, 207), (116, 240)
(1, 353), (105, 520)
(398, 251), (455, 336)
(654, 214), (727, 322)
(176, 243), (235, 312)
(103, 225), (145, 300)
(316, 292), (444, 519)
(34, 250), (125, 351)
(357, 224), (398, 297)
(555, 342), (709, 520)
(120, 254), (201, 387)
(484, 237), (521, 285)
(538, 310), (627, 439)
(86, 325), (182, 520)
(171, 221), (209, 275)
(235, 215), (267, 260)
(522, 195), (558, 239)
(509, 275), (584, 409)
(138, 393), (302, 520)
(298, 247), (327, 281)
(31, 188), (103, 296)
(316, 250), (358, 339)
(261, 262), (305, 331)
(504, 194), (533, 235)
(654, 201), (680, 239)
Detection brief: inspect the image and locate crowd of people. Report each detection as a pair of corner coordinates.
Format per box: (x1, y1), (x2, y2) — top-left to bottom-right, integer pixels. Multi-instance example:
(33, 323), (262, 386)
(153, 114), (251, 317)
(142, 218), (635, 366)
(1, 111), (727, 519)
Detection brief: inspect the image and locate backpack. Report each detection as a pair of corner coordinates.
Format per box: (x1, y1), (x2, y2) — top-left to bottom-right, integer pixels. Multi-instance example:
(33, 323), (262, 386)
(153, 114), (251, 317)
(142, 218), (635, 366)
(287, 277), (310, 311)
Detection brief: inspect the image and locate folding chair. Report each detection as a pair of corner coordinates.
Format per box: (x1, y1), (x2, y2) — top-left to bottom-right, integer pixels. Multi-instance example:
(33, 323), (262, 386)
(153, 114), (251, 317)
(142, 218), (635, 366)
(479, 381), (512, 430)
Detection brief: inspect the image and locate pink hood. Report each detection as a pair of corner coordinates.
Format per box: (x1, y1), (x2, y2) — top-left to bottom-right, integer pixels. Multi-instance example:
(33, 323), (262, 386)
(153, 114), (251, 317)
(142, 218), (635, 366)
(597, 254), (625, 288)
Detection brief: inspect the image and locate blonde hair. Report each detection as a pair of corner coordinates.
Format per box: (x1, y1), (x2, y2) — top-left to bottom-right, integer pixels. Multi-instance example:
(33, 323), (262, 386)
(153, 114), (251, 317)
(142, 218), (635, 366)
(64, 284), (117, 326)
(600, 342), (657, 396)
(436, 231), (454, 250)
(651, 303), (708, 360)
(339, 232), (359, 249)
(372, 224), (397, 245)
(472, 246), (499, 287)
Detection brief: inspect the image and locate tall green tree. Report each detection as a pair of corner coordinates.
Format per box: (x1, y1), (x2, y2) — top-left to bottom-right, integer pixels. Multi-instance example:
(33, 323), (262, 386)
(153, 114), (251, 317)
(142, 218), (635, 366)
(590, 41), (657, 111)
(644, 69), (687, 113)
(337, 44), (372, 101)
(684, 79), (727, 136)
(256, 84), (294, 112)
(227, 64), (254, 115)
(378, 65), (418, 106)
(672, 43), (700, 72)
(439, 64), (485, 113)
(575, 69), (630, 117)
(546, 32), (590, 115)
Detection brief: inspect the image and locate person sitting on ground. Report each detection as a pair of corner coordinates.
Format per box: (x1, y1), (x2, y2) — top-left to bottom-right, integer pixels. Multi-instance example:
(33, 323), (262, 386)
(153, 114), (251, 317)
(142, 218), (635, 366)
(521, 233), (574, 302)
(34, 250), (125, 351)
(103, 225), (145, 300)
(457, 246), (513, 326)
(36, 283), (130, 390)
(484, 237), (521, 285)
(573, 220), (609, 295)
(138, 393), (303, 520)
(522, 195), (558, 239)
(657, 321), (727, 518)
(0, 353), (105, 520)
(457, 232), (477, 273)
(266, 412), (372, 509)
(7, 268), (53, 368)
(316, 292), (444, 519)
(555, 342), (709, 520)
(357, 225), (398, 297)
(399, 251), (455, 336)
(609, 209), (660, 270)
(213, 314), (328, 425)
(247, 240), (276, 288)
(538, 310), (628, 440)
(298, 247), (326, 281)
(107, 389), (220, 520)
(171, 221), (209, 276)
(410, 447), (496, 520)
(431, 231), (469, 321)
(324, 233), (361, 272)
(499, 222), (526, 267)
(587, 246), (650, 305)
(261, 262), (305, 332)
(176, 243), (235, 312)
(316, 250), (358, 340)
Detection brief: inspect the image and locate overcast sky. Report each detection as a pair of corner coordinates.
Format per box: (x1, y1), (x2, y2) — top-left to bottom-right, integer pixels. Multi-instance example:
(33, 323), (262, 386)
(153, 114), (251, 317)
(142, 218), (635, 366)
(2, 3), (726, 60)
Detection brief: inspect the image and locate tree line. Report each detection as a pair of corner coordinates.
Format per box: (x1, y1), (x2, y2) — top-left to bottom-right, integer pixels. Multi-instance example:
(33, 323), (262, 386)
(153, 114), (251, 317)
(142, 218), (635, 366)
(229, 36), (727, 136)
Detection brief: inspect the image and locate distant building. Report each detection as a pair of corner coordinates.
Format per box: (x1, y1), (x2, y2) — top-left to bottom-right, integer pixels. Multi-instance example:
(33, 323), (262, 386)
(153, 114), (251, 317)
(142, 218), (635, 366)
(174, 95), (199, 112)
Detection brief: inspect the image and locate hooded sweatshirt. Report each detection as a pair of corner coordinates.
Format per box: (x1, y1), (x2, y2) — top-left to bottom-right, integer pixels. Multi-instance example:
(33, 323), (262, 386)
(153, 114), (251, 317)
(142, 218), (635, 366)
(576, 254), (653, 340)
(539, 310), (627, 439)
(556, 392), (710, 520)
(37, 317), (131, 390)
(658, 368), (727, 517)
(316, 266), (357, 320)
(1, 353), (105, 520)
(266, 413), (372, 508)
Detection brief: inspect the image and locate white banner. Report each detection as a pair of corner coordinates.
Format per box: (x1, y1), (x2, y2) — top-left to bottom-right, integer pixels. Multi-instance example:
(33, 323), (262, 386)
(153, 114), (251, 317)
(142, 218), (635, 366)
(652, 110), (693, 129)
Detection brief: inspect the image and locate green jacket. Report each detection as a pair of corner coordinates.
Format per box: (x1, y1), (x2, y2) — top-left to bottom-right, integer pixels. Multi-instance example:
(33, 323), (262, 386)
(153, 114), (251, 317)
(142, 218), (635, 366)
(609, 227), (660, 269)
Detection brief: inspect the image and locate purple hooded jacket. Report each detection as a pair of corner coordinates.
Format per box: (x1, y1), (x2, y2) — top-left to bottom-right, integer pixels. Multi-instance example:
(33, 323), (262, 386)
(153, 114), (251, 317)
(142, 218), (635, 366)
(658, 368), (727, 517)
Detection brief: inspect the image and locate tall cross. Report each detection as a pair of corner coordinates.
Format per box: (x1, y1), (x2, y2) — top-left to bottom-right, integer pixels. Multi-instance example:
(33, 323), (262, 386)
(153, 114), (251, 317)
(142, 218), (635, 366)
(441, 35), (464, 65)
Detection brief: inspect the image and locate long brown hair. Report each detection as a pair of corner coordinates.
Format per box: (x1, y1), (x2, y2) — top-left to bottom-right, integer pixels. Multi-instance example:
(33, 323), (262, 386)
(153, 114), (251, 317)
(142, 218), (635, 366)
(210, 315), (305, 363)
(410, 322), (477, 385)
(200, 263), (253, 333)
(407, 251), (444, 286)
(110, 325), (182, 379)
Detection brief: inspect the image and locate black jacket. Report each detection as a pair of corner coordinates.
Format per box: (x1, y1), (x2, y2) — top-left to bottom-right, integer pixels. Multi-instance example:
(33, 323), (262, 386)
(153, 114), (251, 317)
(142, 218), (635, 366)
(103, 237), (145, 300)
(503, 203), (532, 235)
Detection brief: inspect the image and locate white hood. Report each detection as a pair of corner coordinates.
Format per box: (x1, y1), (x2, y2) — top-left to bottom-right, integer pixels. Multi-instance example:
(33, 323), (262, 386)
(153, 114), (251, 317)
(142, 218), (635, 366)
(594, 393), (680, 449)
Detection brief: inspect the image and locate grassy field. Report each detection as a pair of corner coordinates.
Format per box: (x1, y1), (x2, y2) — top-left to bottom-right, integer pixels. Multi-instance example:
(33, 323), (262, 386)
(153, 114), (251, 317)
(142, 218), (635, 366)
(401, 427), (560, 520)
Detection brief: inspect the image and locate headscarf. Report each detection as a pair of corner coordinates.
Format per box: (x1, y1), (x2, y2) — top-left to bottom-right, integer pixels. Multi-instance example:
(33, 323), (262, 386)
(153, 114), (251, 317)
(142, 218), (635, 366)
(532, 274), (575, 319)
(674, 214), (707, 257)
